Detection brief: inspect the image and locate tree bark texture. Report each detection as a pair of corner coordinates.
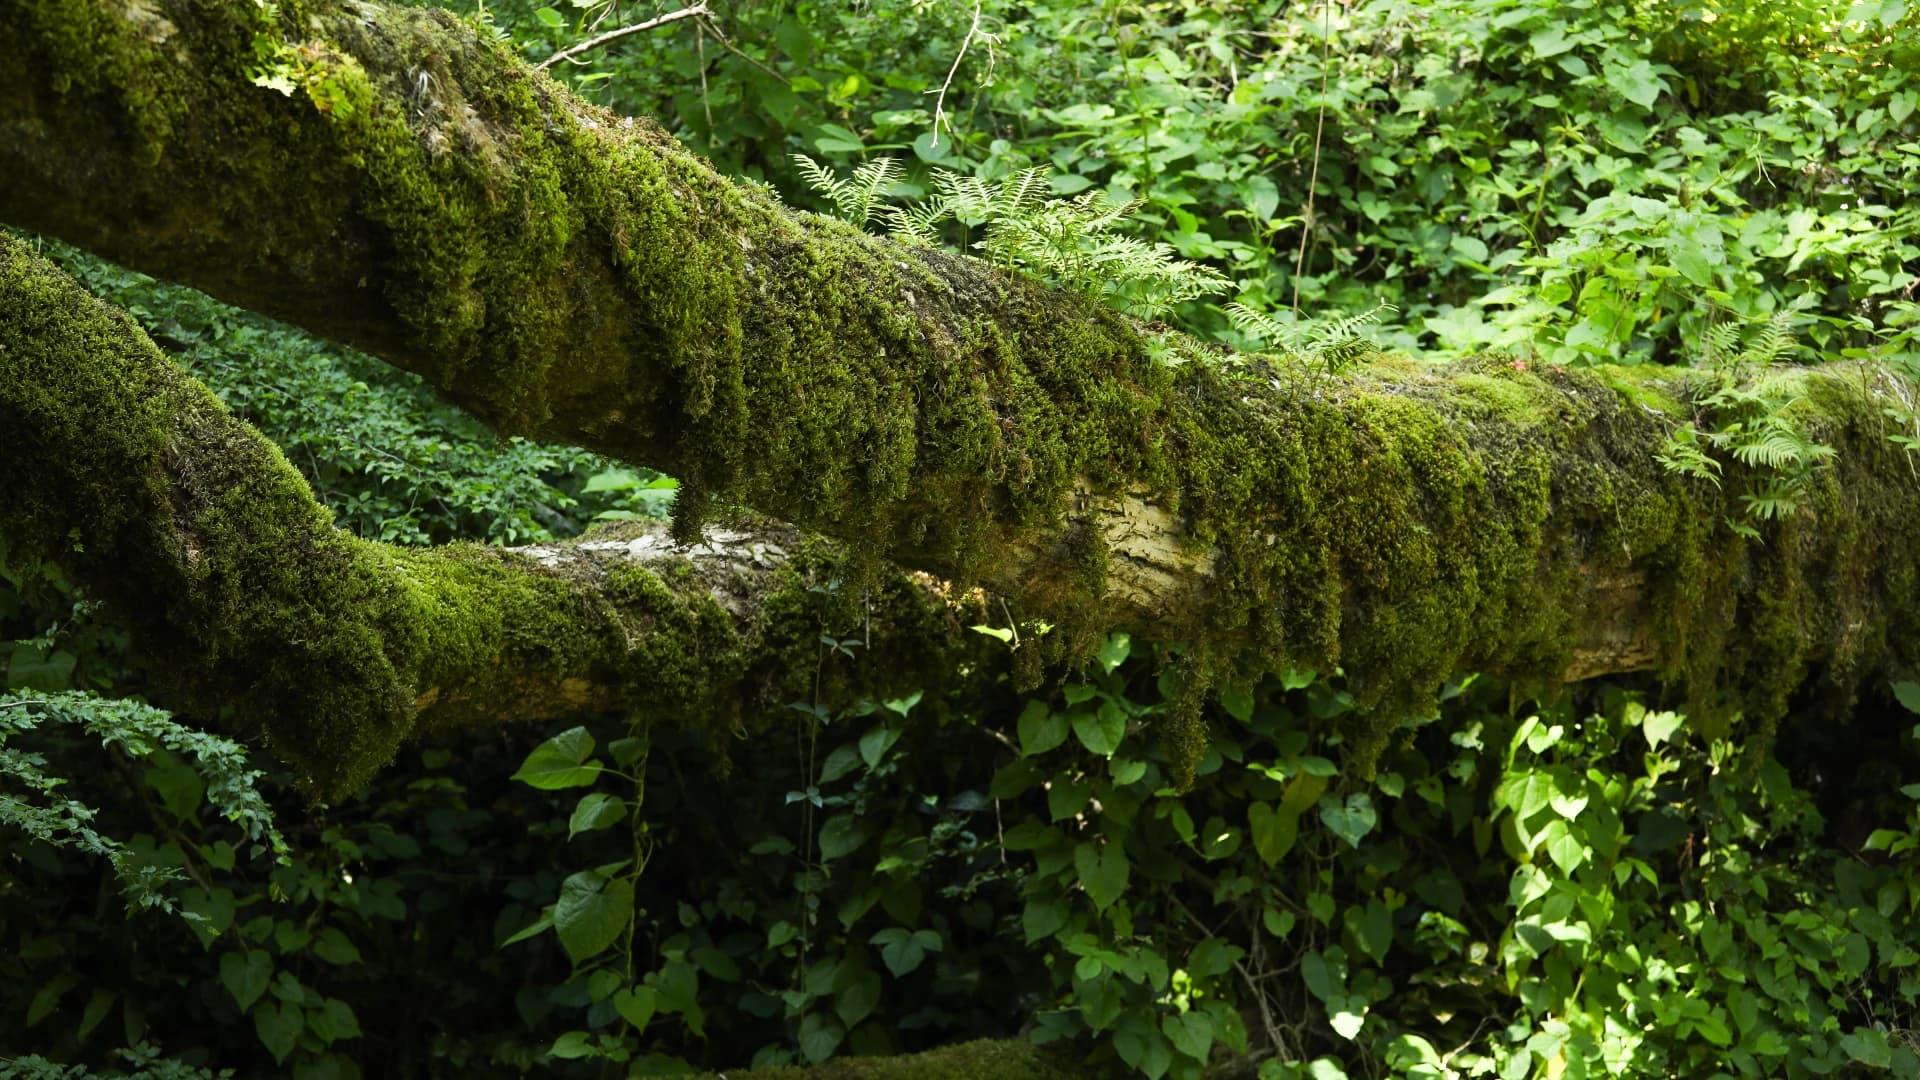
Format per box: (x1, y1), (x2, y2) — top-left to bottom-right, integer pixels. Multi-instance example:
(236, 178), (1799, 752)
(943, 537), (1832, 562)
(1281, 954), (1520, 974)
(4, 0), (1920, 780)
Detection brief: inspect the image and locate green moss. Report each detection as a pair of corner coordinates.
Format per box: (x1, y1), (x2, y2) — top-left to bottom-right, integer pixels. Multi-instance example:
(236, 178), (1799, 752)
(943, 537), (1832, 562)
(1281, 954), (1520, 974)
(6, 0), (1919, 785)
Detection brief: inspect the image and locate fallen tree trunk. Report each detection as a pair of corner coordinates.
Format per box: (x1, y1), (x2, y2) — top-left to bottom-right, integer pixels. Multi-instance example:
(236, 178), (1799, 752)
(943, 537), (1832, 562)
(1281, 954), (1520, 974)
(5, 0), (1920, 783)
(0, 234), (1003, 795)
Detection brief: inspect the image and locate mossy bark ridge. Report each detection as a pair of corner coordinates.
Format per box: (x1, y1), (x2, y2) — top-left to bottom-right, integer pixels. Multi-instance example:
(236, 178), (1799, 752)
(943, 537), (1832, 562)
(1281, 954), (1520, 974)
(4, 0), (1920, 780)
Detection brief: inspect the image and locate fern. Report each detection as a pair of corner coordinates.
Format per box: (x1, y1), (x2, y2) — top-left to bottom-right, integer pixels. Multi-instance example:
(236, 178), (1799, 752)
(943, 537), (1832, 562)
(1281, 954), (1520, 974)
(793, 158), (1225, 319)
(1227, 301), (1394, 378)
(1, 691), (288, 915)
(791, 155), (904, 227)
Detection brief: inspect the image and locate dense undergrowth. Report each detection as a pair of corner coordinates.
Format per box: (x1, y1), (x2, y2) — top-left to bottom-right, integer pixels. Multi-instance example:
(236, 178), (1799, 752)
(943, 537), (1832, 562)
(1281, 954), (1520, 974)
(6, 0), (1920, 1077)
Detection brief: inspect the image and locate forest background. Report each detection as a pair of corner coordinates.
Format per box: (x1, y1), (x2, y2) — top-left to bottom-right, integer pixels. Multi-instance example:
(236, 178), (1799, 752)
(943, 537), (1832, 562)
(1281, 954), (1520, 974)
(4, 0), (1920, 1078)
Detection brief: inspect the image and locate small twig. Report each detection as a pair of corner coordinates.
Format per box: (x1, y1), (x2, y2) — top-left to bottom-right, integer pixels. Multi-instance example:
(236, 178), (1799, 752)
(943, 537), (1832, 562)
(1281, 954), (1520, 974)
(534, 4), (711, 72)
(698, 17), (791, 85)
(1291, 0), (1334, 320)
(927, 0), (995, 148)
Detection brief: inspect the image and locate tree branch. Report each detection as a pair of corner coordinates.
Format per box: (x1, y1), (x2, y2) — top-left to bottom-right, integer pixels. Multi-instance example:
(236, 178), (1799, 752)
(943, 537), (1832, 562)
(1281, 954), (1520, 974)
(533, 4), (710, 72)
(3, 0), (1919, 773)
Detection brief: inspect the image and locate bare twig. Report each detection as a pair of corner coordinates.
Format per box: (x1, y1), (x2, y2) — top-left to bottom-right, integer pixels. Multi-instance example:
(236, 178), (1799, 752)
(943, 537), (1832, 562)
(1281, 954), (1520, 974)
(534, 4), (711, 72)
(697, 17), (792, 85)
(1292, 0), (1335, 320)
(927, 0), (998, 148)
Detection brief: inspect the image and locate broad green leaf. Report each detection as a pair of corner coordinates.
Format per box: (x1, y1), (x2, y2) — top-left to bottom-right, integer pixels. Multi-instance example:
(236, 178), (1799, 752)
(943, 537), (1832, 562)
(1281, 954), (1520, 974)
(1075, 841), (1130, 911)
(613, 986), (657, 1031)
(553, 871), (634, 965)
(1641, 709), (1685, 748)
(307, 998), (360, 1045)
(858, 723), (900, 768)
(547, 1030), (594, 1059)
(1072, 702), (1127, 757)
(1023, 897), (1069, 943)
(1248, 800), (1298, 866)
(1893, 681), (1920, 716)
(220, 949), (273, 1012)
(1162, 1010), (1214, 1061)
(1018, 700), (1069, 756)
(1318, 793), (1377, 849)
(836, 969), (882, 1027)
(799, 1012), (844, 1063)
(568, 792), (625, 839)
(254, 999), (303, 1063)
(511, 727), (603, 790)
(1096, 632), (1131, 674)
(817, 814), (872, 860)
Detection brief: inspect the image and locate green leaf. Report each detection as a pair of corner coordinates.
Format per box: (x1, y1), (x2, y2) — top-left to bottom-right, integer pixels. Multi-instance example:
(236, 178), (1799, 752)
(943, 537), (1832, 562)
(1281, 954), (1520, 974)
(553, 871), (634, 965)
(1670, 237), (1714, 287)
(1528, 26), (1575, 57)
(1841, 1027), (1893, 1068)
(969, 624), (1013, 643)
(1074, 841), (1130, 912)
(1893, 681), (1920, 716)
(613, 986), (657, 1031)
(500, 909), (553, 948)
(1095, 632), (1131, 674)
(254, 999), (303, 1063)
(534, 6), (566, 29)
(1219, 683), (1254, 723)
(547, 1030), (594, 1060)
(511, 727), (603, 790)
(869, 927), (941, 976)
(220, 949), (273, 1011)
(568, 792), (625, 839)
(1023, 897), (1069, 943)
(1019, 700), (1069, 756)
(835, 969), (881, 1027)
(817, 814), (872, 860)
(799, 1012), (844, 1063)
(1247, 800), (1298, 866)
(1072, 702), (1127, 757)
(1642, 709), (1685, 748)
(1317, 794), (1377, 849)
(1162, 1010), (1215, 1061)
(307, 998), (360, 1045)
(859, 723), (900, 768)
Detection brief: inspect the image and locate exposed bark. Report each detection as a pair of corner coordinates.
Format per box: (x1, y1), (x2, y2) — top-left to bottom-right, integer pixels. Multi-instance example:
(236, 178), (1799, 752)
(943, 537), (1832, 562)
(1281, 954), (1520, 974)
(4, 0), (1920, 778)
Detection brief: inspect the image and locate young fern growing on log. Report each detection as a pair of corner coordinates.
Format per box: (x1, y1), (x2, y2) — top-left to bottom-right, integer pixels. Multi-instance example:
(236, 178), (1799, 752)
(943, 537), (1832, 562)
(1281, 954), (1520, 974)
(791, 157), (1226, 319)
(1658, 314), (1834, 537)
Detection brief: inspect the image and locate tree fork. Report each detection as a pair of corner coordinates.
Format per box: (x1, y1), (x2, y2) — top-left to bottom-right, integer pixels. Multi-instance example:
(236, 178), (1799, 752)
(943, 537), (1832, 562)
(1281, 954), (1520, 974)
(4, 0), (1920, 769)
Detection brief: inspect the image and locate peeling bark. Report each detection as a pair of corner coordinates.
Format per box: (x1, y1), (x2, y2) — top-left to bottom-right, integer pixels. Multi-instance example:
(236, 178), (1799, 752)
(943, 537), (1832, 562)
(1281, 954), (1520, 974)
(4, 0), (1920, 780)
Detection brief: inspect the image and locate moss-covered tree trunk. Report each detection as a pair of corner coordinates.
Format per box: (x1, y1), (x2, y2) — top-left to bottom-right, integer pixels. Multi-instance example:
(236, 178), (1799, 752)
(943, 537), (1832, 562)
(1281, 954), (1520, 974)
(4, 0), (1920, 787)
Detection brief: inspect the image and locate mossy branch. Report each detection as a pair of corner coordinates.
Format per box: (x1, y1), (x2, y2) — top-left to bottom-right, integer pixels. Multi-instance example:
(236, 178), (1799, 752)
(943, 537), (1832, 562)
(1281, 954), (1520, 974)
(0, 235), (985, 797)
(4, 0), (1920, 769)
